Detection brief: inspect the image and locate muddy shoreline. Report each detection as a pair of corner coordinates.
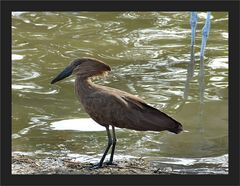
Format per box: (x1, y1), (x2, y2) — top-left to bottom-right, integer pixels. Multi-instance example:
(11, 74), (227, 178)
(12, 154), (180, 175)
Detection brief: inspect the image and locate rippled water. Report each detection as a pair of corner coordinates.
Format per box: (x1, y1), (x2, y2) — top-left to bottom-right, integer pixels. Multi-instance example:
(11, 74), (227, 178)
(12, 12), (228, 174)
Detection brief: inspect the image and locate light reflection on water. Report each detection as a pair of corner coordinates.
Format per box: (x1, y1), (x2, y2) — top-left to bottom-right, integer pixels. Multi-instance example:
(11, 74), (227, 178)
(12, 12), (228, 174)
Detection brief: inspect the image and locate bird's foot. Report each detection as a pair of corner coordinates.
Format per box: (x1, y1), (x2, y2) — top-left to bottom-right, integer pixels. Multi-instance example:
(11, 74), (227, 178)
(89, 161), (117, 170)
(106, 161), (117, 166)
(89, 163), (103, 170)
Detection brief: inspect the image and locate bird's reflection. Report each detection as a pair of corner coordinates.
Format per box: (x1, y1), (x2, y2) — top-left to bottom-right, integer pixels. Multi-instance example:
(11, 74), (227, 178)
(177, 46), (196, 111)
(183, 46), (195, 101)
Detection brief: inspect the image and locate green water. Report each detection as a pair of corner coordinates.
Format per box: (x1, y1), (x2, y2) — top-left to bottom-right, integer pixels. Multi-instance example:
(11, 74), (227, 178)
(12, 12), (228, 174)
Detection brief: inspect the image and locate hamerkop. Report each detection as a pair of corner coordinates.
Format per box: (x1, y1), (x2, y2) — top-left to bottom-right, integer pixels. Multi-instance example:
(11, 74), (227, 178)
(51, 58), (183, 168)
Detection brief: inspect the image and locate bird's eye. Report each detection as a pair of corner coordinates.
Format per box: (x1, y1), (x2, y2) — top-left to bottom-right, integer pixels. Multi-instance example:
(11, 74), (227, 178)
(71, 59), (82, 67)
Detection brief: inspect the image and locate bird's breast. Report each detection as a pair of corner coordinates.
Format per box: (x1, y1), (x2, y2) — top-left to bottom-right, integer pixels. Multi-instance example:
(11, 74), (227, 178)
(74, 82), (110, 126)
(81, 96), (111, 127)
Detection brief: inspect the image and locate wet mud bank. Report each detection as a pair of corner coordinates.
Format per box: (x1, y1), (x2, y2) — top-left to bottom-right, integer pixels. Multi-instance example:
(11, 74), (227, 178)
(12, 154), (182, 175)
(12, 154), (228, 175)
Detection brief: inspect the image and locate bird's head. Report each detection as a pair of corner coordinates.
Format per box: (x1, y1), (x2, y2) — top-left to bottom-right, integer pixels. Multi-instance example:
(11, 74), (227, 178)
(51, 58), (111, 84)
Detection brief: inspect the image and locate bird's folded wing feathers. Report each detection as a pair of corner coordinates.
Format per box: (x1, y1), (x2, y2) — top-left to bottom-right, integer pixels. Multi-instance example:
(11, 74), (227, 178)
(87, 88), (182, 132)
(112, 93), (182, 132)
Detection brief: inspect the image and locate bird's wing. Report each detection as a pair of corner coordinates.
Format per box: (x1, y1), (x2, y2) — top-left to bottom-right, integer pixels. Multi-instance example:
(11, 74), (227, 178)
(87, 87), (182, 133)
(109, 92), (183, 133)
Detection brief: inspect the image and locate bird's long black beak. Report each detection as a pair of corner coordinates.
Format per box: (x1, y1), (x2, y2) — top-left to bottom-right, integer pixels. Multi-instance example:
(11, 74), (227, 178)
(51, 65), (73, 84)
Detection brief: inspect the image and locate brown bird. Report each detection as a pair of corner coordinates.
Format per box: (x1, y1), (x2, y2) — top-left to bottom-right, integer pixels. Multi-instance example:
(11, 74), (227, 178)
(51, 58), (183, 168)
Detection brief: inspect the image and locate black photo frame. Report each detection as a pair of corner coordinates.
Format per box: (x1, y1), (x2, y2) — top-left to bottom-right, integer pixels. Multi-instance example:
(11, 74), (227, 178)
(1, 0), (239, 186)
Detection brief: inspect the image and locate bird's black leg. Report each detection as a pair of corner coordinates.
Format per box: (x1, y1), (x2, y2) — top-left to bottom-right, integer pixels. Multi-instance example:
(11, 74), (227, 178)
(91, 126), (112, 169)
(106, 126), (117, 165)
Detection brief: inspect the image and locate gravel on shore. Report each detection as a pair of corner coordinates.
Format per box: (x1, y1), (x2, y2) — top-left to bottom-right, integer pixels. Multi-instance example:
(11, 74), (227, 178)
(12, 154), (177, 175)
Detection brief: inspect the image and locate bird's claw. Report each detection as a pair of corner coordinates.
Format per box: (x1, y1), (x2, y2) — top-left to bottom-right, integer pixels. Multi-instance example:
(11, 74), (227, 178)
(106, 161), (117, 166)
(89, 163), (103, 170)
(89, 161), (117, 170)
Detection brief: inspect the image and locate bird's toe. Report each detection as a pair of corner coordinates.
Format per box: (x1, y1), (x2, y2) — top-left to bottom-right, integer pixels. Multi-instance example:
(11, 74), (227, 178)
(106, 161), (117, 166)
(89, 163), (103, 170)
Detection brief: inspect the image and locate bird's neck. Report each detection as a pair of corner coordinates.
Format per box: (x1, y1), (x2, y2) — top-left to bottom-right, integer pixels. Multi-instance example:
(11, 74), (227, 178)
(74, 76), (96, 101)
